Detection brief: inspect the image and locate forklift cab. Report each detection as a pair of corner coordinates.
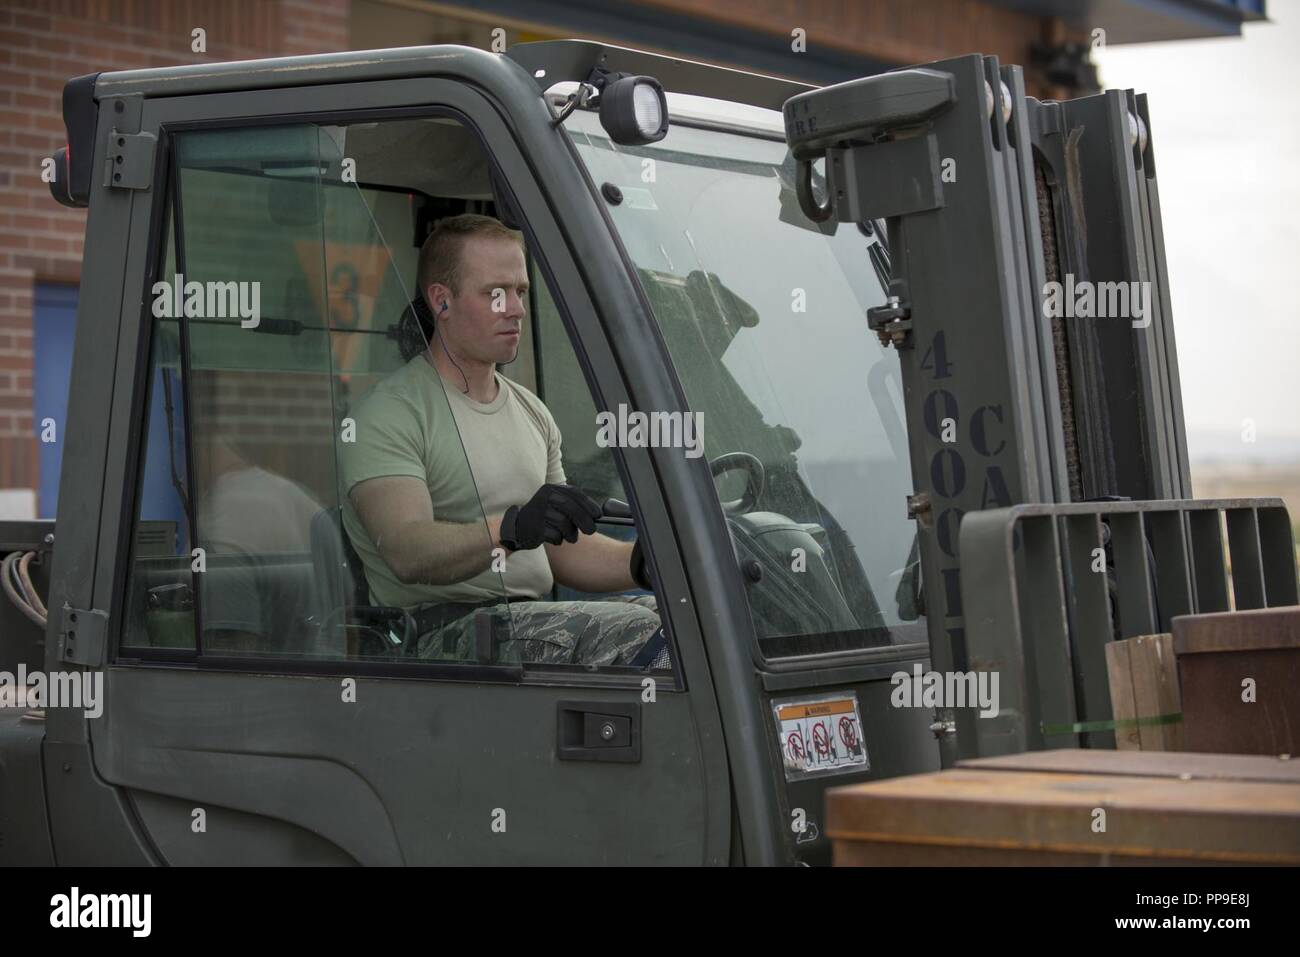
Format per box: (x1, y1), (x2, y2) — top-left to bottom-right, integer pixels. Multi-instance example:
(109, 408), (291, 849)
(26, 39), (1260, 866)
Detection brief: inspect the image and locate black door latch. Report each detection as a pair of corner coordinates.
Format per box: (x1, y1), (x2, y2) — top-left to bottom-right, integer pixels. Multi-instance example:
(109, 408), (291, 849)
(556, 701), (641, 763)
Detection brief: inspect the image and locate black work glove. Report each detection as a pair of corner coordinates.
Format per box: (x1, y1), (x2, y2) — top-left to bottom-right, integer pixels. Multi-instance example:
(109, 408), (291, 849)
(499, 483), (601, 551)
(630, 538), (653, 591)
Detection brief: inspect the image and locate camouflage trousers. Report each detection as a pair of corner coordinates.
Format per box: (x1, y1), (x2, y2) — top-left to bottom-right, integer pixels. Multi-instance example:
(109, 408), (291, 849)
(416, 594), (667, 668)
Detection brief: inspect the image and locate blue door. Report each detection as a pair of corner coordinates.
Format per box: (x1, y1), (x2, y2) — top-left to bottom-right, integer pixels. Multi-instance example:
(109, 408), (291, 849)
(33, 283), (78, 518)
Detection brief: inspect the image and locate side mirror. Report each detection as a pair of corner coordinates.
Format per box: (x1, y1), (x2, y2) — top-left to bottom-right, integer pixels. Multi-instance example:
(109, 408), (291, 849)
(47, 73), (99, 208)
(783, 68), (955, 222)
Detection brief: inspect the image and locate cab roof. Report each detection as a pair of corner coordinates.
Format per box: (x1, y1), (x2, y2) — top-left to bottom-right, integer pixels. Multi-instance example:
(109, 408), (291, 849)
(92, 39), (816, 114)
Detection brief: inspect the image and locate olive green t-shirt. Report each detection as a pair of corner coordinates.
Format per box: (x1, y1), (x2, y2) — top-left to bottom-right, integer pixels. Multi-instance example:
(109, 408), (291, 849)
(340, 356), (565, 608)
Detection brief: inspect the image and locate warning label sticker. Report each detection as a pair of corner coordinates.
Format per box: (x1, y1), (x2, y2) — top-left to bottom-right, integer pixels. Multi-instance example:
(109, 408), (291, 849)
(773, 693), (869, 780)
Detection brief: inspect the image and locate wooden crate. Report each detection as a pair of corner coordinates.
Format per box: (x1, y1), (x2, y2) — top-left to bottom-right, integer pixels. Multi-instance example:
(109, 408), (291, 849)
(1104, 634), (1183, 751)
(1173, 606), (1300, 755)
(827, 749), (1300, 866)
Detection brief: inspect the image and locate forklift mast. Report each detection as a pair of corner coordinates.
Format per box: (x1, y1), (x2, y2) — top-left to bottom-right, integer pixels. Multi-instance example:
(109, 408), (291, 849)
(784, 55), (1296, 763)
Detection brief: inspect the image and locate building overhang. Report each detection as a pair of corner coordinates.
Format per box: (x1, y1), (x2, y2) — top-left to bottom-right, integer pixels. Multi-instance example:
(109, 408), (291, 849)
(985, 0), (1266, 43)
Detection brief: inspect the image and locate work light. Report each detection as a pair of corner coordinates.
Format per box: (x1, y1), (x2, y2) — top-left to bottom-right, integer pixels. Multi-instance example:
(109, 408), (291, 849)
(600, 75), (669, 145)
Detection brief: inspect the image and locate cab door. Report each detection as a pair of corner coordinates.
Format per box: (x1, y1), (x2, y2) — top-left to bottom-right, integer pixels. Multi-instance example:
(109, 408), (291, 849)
(47, 57), (729, 864)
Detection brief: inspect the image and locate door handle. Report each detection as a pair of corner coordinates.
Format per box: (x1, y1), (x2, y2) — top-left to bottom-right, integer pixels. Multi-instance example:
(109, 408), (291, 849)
(556, 700), (640, 763)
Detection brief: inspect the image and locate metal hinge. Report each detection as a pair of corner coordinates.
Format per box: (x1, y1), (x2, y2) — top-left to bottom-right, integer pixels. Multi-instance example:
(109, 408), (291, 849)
(60, 604), (108, 667)
(104, 129), (156, 191)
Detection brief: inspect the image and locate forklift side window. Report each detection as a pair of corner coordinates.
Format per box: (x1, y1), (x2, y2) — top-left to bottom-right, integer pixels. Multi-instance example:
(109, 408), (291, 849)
(120, 115), (671, 678)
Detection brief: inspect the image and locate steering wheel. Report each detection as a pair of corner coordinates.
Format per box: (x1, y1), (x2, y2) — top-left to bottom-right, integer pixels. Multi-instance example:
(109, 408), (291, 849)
(709, 452), (766, 515)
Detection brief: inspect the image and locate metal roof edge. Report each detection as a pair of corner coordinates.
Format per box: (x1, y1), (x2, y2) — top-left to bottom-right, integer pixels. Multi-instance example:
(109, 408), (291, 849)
(93, 43), (506, 99)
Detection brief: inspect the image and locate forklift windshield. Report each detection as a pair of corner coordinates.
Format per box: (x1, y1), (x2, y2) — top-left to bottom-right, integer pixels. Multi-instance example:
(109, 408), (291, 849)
(565, 98), (926, 659)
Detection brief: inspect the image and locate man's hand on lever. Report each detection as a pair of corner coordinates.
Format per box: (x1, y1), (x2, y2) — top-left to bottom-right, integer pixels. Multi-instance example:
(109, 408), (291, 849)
(498, 483), (602, 551)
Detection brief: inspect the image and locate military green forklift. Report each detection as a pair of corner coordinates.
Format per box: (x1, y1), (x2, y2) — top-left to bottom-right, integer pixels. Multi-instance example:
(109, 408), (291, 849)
(0, 39), (1294, 866)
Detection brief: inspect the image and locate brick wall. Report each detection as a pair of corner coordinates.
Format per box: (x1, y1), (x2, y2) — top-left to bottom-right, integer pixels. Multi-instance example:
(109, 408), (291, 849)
(0, 0), (350, 509)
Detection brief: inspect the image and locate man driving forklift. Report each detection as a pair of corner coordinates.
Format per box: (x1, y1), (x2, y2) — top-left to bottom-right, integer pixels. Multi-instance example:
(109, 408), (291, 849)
(341, 214), (666, 668)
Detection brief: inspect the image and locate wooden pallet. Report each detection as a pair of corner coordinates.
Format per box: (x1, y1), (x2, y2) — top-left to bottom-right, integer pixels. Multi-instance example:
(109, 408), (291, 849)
(827, 749), (1300, 866)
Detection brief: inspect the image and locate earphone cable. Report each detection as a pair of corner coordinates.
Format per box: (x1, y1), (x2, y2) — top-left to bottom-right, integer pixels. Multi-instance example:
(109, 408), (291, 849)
(433, 302), (471, 395)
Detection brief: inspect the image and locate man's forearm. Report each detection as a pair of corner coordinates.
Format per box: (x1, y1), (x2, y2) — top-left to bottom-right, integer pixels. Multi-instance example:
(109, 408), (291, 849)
(381, 514), (504, 586)
(547, 534), (638, 592)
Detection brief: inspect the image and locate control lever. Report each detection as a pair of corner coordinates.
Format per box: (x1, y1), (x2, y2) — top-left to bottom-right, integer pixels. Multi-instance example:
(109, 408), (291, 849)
(595, 495), (635, 524)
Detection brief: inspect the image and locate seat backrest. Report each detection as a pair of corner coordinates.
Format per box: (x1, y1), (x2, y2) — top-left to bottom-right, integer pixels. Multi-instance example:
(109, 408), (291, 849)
(309, 506), (370, 618)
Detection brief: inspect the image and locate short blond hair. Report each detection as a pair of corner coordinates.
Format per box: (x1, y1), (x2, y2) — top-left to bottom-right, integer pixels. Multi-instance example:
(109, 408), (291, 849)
(416, 213), (524, 304)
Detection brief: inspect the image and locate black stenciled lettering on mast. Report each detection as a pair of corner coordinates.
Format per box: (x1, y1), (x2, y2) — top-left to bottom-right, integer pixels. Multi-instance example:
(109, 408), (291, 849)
(919, 329), (1011, 661)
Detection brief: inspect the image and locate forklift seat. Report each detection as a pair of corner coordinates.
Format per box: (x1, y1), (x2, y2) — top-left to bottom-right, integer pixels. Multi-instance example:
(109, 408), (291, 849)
(308, 506), (415, 656)
(310, 506), (370, 612)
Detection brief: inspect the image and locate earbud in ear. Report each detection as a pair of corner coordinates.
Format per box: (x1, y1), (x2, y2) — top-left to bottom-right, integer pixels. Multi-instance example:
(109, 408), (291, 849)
(440, 302), (449, 314)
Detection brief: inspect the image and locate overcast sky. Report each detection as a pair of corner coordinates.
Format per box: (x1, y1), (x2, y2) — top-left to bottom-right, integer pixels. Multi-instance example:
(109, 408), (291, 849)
(1093, 2), (1300, 460)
